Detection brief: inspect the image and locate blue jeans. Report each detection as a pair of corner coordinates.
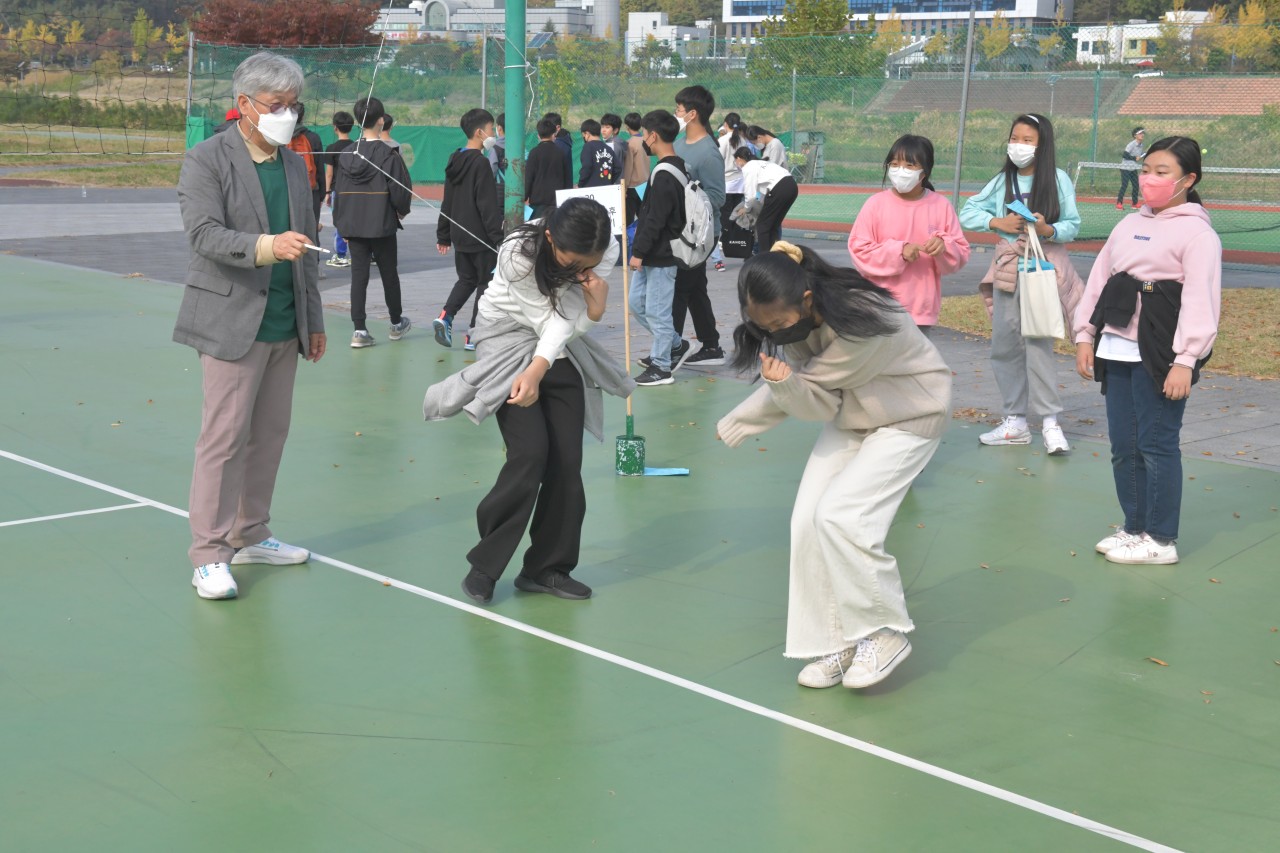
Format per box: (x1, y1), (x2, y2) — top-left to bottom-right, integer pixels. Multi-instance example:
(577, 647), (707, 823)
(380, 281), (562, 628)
(628, 264), (678, 370)
(334, 230), (348, 258)
(1103, 360), (1187, 543)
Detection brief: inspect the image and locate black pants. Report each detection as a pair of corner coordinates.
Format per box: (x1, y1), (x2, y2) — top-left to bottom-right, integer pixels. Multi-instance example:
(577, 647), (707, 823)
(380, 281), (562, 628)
(755, 176), (799, 254)
(1117, 170), (1139, 205)
(311, 189), (325, 226)
(673, 260), (719, 348)
(347, 234), (403, 330)
(468, 358), (586, 582)
(443, 249), (497, 329)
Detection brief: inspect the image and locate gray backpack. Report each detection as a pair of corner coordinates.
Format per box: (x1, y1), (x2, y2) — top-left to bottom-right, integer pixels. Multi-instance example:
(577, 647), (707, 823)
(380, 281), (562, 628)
(650, 162), (715, 270)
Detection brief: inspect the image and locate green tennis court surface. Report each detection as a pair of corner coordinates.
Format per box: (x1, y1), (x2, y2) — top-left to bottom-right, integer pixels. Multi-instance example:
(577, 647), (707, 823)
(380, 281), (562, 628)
(3, 256), (1278, 851)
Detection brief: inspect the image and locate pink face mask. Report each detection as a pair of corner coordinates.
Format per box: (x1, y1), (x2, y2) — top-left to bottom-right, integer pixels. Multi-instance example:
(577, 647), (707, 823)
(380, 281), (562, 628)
(1139, 174), (1187, 208)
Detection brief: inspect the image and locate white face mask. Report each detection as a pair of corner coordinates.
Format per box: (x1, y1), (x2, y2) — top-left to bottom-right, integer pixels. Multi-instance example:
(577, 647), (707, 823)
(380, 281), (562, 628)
(482, 135), (497, 152)
(887, 166), (923, 194)
(676, 115), (689, 133)
(245, 97), (297, 148)
(1007, 143), (1037, 169)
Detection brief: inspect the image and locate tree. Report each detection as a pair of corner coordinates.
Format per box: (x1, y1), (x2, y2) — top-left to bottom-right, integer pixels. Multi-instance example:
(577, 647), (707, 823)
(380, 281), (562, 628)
(874, 13), (910, 59)
(980, 12), (1012, 65)
(1216, 0), (1276, 70)
(537, 59), (576, 114)
(131, 9), (162, 64)
(557, 35), (625, 77)
(63, 20), (87, 68)
(630, 34), (679, 77)
(163, 22), (187, 66)
(192, 0), (382, 46)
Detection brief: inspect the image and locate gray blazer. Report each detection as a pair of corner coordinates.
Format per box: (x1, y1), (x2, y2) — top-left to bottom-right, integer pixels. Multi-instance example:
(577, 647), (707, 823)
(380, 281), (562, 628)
(174, 128), (323, 360)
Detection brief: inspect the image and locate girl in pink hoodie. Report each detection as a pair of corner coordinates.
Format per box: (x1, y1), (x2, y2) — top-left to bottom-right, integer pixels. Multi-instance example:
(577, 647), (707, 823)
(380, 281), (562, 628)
(848, 135), (970, 334)
(1073, 137), (1222, 566)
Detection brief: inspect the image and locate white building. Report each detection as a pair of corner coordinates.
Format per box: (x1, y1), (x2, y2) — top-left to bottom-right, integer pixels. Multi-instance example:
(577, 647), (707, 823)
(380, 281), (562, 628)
(1073, 11), (1213, 66)
(625, 12), (711, 65)
(721, 0), (1070, 41)
(373, 0), (617, 41)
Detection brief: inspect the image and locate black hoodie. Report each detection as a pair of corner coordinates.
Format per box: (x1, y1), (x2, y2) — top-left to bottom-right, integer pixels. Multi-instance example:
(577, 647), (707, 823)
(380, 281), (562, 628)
(332, 138), (412, 239)
(437, 147), (502, 253)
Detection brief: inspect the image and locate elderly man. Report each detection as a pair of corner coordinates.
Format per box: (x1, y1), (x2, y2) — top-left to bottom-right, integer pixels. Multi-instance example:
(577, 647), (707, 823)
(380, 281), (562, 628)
(175, 52), (326, 600)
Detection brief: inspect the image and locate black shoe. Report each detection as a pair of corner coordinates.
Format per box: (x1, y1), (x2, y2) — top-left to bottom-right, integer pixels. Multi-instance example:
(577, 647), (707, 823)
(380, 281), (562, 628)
(461, 569), (495, 605)
(671, 339), (693, 370)
(634, 365), (674, 386)
(684, 345), (726, 366)
(514, 570), (592, 600)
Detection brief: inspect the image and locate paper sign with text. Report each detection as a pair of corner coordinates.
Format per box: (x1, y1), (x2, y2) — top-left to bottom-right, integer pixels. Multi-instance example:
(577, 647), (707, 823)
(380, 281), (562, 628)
(554, 185), (626, 236)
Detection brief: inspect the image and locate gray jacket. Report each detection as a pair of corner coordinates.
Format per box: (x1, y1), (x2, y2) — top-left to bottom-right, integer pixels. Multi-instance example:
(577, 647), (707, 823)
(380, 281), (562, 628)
(174, 128), (323, 360)
(423, 316), (636, 441)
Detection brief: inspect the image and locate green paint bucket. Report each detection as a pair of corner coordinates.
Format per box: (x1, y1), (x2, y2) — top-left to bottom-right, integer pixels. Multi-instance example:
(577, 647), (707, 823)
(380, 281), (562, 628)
(615, 415), (645, 476)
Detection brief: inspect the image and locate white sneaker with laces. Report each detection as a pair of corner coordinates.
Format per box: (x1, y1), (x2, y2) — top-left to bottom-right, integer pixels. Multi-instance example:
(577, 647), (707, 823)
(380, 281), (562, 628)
(797, 647), (856, 688)
(1042, 423), (1070, 455)
(1096, 527), (1139, 554)
(230, 537), (310, 566)
(1106, 533), (1179, 565)
(192, 563), (237, 599)
(979, 416), (1031, 446)
(842, 628), (912, 689)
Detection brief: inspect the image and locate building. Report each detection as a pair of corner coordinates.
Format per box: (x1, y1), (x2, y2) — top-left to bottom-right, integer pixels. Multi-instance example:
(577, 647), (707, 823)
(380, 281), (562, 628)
(721, 0), (1071, 41)
(372, 0), (619, 41)
(625, 12), (712, 65)
(1073, 11), (1213, 66)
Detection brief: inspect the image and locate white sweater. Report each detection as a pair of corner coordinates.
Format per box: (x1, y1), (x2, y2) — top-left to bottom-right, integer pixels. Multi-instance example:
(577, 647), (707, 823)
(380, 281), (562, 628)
(740, 160), (792, 202)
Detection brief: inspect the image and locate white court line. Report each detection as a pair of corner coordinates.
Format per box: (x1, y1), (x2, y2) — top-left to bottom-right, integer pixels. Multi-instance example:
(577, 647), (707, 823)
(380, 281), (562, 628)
(0, 448), (1183, 853)
(0, 501), (148, 528)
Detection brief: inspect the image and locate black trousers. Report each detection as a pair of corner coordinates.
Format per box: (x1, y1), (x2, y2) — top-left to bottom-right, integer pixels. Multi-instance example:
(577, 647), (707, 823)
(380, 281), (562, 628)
(755, 176), (799, 254)
(468, 358), (586, 581)
(673, 260), (719, 348)
(444, 249), (497, 329)
(1117, 170), (1139, 205)
(347, 234), (402, 330)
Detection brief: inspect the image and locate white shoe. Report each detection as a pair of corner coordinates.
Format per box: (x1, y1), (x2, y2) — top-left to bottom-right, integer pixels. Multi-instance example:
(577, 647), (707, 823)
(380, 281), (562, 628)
(979, 416), (1031, 446)
(192, 563), (237, 599)
(1096, 527), (1139, 554)
(231, 537), (310, 566)
(1106, 533), (1179, 565)
(842, 628), (912, 689)
(797, 648), (856, 689)
(1042, 423), (1070, 455)
(350, 330), (375, 348)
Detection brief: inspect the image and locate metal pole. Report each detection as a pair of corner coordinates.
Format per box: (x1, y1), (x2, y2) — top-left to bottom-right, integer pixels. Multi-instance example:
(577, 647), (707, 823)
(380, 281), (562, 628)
(950, 8), (977, 211)
(503, 0), (527, 230)
(790, 67), (797, 154)
(480, 26), (488, 112)
(185, 30), (195, 119)
(1089, 66), (1101, 162)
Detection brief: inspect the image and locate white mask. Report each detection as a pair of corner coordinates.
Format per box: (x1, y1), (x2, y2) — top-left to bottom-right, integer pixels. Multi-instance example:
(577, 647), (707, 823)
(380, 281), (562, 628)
(887, 166), (923, 194)
(1007, 143), (1037, 169)
(482, 135), (497, 152)
(676, 115), (689, 133)
(245, 97), (297, 148)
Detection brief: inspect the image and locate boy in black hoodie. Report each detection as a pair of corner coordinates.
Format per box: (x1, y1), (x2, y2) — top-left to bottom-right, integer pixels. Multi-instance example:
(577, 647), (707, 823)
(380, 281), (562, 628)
(578, 119), (617, 188)
(628, 109), (687, 386)
(524, 118), (570, 220)
(434, 108), (503, 350)
(333, 96), (413, 348)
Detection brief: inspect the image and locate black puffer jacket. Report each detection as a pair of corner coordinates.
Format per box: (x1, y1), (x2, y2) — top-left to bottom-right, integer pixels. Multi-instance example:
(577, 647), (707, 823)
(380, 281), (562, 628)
(437, 147), (502, 253)
(332, 139), (412, 239)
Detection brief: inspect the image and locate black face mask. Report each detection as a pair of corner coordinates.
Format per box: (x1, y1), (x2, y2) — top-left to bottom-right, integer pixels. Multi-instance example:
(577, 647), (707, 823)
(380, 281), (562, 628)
(763, 316), (816, 346)
(641, 141), (653, 157)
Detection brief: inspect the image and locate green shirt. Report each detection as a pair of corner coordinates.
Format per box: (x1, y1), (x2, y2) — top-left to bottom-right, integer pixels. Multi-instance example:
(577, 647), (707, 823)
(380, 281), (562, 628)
(254, 156), (298, 343)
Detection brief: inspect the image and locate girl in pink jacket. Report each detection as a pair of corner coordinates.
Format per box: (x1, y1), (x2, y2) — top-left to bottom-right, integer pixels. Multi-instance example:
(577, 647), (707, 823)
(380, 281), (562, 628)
(1073, 137), (1222, 566)
(848, 135), (970, 334)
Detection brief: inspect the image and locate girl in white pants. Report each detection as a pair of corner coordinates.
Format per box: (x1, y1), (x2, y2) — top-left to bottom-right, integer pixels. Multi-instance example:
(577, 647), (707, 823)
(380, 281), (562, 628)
(717, 242), (952, 690)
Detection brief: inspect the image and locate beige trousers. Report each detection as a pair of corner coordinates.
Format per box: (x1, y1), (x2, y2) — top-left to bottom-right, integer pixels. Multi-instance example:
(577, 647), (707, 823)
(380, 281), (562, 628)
(785, 423), (940, 659)
(188, 340), (298, 567)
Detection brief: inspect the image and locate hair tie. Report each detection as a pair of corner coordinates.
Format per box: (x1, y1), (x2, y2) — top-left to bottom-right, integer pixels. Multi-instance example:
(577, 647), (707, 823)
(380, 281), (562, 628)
(770, 241), (803, 265)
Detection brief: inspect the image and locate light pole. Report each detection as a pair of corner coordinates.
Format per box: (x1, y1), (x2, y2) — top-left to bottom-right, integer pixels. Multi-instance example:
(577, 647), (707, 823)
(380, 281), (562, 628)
(1047, 74), (1061, 118)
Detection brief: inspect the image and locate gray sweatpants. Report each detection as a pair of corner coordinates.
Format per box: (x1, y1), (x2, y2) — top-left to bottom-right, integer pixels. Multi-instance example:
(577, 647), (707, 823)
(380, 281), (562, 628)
(990, 286), (1062, 421)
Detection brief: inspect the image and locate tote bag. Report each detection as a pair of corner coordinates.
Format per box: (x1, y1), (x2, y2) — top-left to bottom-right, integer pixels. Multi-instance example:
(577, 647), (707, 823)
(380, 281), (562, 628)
(1018, 227), (1065, 339)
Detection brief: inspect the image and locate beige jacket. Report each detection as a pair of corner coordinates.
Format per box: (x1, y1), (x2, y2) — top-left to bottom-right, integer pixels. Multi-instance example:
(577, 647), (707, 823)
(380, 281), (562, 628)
(978, 234), (1085, 331)
(717, 315), (953, 446)
(623, 135), (651, 186)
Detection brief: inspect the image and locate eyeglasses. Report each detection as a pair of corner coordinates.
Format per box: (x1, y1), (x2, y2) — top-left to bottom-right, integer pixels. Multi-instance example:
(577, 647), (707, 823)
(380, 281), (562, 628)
(245, 95), (303, 116)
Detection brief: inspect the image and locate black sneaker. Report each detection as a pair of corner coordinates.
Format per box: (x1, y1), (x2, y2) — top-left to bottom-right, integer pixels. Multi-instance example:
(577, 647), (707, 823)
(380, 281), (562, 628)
(685, 345), (726, 366)
(514, 570), (592, 600)
(637, 340), (691, 370)
(634, 365), (674, 386)
(461, 569), (495, 605)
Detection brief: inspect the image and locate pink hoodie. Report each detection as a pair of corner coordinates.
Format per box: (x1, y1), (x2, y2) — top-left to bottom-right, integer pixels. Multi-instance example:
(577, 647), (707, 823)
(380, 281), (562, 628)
(1074, 203), (1221, 369)
(848, 189), (970, 326)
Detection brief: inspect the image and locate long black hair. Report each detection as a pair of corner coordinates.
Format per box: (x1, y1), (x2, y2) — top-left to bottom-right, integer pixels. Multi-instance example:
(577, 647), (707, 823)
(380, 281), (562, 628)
(731, 245), (903, 374)
(723, 112), (744, 149)
(883, 134), (936, 191)
(507, 197), (611, 315)
(1146, 136), (1205, 205)
(1001, 113), (1062, 224)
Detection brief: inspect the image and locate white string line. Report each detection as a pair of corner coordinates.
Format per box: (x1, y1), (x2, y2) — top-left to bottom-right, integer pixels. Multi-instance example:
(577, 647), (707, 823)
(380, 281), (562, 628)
(0, 502), (148, 528)
(0, 447), (1184, 853)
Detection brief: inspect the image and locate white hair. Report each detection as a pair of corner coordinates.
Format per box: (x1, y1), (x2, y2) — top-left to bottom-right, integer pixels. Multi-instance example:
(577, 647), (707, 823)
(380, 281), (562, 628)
(232, 52), (304, 99)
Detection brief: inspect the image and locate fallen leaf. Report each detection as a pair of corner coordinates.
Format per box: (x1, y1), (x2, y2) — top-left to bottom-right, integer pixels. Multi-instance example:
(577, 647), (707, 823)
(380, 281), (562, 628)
(110, 421), (122, 427)
(1202, 451), (1213, 456)
(147, 399), (153, 404)
(1069, 550), (1077, 557)
(917, 523), (925, 528)
(382, 580), (391, 586)
(1092, 452), (1099, 457)
(332, 464), (340, 468)
(1209, 578), (1221, 584)
(354, 431), (362, 436)
(1233, 512), (1241, 518)
(1059, 598), (1071, 603)
(976, 479), (985, 484)
(758, 447), (767, 452)
(980, 563), (990, 569)
(1204, 699), (1212, 704)
(1146, 657), (1169, 667)
(1201, 690), (1213, 695)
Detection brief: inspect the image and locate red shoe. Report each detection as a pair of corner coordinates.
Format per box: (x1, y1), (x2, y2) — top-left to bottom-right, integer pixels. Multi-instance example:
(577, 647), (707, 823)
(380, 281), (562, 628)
(1115, 203), (1124, 210)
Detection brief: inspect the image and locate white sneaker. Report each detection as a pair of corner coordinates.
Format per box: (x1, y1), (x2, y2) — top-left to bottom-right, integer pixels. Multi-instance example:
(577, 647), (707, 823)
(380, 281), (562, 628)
(1106, 533), (1179, 565)
(350, 330), (375, 348)
(192, 563), (237, 599)
(979, 416), (1031, 446)
(1042, 423), (1070, 455)
(842, 628), (912, 689)
(797, 648), (856, 689)
(1096, 527), (1139, 554)
(231, 537), (310, 566)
